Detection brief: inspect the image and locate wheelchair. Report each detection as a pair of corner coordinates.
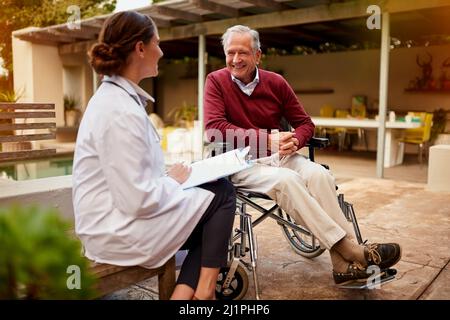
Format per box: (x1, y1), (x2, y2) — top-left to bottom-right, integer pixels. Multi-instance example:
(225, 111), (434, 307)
(209, 137), (396, 300)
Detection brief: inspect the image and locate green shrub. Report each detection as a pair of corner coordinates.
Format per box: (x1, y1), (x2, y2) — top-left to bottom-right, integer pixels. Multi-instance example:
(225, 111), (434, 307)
(0, 205), (97, 299)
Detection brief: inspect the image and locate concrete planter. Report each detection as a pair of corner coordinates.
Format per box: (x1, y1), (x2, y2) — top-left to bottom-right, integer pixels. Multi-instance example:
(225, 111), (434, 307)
(64, 109), (81, 127)
(434, 133), (450, 145)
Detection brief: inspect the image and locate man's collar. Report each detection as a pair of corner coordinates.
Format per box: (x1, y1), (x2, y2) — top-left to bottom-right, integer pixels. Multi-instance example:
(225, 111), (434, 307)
(231, 67), (259, 86)
(103, 75), (155, 104)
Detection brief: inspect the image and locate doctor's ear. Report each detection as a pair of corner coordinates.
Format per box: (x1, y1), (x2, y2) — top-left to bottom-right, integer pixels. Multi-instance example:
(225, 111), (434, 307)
(136, 41), (145, 55)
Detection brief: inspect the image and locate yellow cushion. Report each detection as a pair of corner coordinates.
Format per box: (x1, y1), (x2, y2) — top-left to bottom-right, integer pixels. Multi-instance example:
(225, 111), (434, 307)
(161, 126), (176, 151)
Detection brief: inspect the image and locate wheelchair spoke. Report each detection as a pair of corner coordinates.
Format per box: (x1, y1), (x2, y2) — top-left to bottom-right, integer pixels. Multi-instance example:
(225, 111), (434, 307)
(277, 208), (325, 258)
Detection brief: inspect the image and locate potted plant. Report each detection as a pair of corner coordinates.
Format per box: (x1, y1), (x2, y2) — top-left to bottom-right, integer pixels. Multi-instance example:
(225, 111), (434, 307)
(63, 95), (81, 127)
(0, 205), (96, 299)
(431, 108), (449, 144)
(168, 102), (198, 128)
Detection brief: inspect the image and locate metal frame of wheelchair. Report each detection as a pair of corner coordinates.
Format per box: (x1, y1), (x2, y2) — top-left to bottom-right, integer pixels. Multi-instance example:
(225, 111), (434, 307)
(215, 137), (396, 300)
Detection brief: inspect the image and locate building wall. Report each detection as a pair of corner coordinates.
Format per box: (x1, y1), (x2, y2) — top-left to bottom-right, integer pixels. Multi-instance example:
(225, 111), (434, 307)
(13, 36), (64, 126)
(389, 45), (450, 114)
(61, 53), (94, 112)
(265, 44), (450, 116)
(12, 37), (34, 102)
(263, 44), (450, 152)
(264, 50), (380, 116)
(31, 44), (65, 126)
(157, 62), (198, 123)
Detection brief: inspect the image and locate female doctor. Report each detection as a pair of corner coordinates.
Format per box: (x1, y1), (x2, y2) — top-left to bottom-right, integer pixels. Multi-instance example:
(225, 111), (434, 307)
(72, 11), (236, 300)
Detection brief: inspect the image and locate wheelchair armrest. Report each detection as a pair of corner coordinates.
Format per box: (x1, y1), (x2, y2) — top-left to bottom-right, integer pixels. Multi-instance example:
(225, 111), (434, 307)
(306, 137), (330, 149)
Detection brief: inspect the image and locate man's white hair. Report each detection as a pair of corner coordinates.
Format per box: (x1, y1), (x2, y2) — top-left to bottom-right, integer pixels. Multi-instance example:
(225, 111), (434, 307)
(221, 25), (261, 53)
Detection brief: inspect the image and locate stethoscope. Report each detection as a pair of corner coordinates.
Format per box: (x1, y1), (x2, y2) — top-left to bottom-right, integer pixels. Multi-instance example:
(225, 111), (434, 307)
(103, 80), (161, 142)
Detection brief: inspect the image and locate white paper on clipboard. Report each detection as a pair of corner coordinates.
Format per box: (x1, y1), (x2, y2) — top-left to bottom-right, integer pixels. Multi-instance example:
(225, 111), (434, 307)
(181, 146), (253, 190)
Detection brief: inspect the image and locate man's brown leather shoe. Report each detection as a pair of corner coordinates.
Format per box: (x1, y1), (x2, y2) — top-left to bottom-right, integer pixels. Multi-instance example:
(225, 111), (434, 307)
(333, 262), (370, 285)
(364, 243), (402, 270)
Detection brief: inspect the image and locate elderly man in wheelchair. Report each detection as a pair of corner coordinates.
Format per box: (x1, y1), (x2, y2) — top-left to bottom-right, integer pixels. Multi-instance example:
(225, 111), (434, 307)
(203, 24), (402, 300)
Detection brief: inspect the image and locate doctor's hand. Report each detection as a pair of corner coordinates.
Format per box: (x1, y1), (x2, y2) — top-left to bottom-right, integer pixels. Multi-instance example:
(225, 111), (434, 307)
(168, 163), (192, 184)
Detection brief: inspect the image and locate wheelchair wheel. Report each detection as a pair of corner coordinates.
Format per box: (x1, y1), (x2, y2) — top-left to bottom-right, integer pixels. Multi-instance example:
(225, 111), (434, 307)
(278, 208), (325, 258)
(216, 264), (249, 300)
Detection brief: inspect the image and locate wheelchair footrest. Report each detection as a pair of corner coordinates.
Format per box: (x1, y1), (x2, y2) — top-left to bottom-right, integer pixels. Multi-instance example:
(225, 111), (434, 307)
(336, 268), (397, 289)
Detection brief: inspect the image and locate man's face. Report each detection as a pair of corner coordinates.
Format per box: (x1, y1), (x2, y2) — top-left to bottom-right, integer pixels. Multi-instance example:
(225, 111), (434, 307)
(224, 33), (261, 84)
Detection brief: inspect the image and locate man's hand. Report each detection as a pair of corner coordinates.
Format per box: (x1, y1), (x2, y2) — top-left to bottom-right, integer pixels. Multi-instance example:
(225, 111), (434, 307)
(279, 137), (299, 156)
(269, 131), (299, 156)
(269, 131), (293, 150)
(167, 163), (191, 184)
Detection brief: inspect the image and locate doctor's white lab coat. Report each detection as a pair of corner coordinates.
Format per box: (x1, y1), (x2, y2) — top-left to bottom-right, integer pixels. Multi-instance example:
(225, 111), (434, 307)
(72, 75), (214, 268)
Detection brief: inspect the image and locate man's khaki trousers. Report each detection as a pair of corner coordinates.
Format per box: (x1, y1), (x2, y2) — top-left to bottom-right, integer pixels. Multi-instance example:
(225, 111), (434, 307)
(230, 153), (355, 250)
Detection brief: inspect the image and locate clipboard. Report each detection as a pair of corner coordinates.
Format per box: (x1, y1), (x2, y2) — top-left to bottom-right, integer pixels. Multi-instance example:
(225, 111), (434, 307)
(181, 147), (253, 190)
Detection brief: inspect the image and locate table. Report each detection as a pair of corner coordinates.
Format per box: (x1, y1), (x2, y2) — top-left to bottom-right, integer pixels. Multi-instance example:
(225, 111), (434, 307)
(311, 117), (421, 168)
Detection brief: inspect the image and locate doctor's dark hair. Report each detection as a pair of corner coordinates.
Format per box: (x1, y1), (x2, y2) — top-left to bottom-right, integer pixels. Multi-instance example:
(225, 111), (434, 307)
(89, 11), (156, 76)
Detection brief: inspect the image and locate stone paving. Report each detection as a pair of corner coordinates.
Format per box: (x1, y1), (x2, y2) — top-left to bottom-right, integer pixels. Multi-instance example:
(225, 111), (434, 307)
(103, 177), (450, 300)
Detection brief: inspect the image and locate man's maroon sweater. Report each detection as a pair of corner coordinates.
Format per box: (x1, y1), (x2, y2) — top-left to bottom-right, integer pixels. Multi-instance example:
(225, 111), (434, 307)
(204, 67), (315, 158)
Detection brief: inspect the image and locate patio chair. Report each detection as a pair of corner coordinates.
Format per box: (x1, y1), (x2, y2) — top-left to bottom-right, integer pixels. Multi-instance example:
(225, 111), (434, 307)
(332, 108), (368, 151)
(335, 109), (350, 151)
(317, 104), (336, 137)
(350, 104), (369, 151)
(397, 112), (433, 165)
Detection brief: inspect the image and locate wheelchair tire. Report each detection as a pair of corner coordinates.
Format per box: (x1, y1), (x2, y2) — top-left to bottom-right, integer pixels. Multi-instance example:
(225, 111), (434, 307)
(278, 208), (325, 258)
(216, 264), (249, 300)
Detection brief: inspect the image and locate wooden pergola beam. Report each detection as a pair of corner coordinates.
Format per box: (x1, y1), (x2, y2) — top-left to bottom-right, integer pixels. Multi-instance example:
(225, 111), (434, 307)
(16, 31), (75, 44)
(240, 0), (291, 11)
(151, 17), (172, 28)
(258, 34), (301, 49)
(58, 18), (182, 54)
(278, 26), (330, 43)
(83, 17), (107, 29)
(15, 36), (59, 46)
(159, 0), (450, 41)
(57, 0), (450, 54)
(319, 20), (380, 44)
(51, 28), (98, 41)
(59, 40), (95, 55)
(78, 24), (102, 35)
(159, 1), (367, 40)
(190, 0), (240, 18)
(144, 6), (203, 22)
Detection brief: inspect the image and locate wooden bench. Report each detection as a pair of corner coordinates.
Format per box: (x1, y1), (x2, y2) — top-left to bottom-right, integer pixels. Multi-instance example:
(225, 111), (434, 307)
(1, 102), (176, 299)
(90, 257), (176, 300)
(0, 103), (56, 162)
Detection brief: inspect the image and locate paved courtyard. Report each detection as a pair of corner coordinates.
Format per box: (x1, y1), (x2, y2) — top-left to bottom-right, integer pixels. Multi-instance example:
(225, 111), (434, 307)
(104, 174), (450, 300)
